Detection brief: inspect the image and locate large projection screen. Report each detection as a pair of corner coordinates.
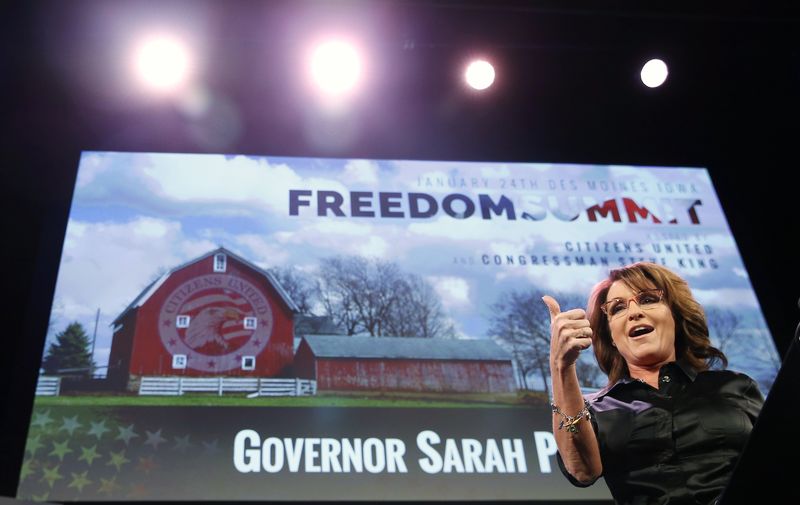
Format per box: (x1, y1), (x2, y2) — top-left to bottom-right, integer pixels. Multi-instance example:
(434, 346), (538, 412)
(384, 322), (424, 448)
(16, 152), (781, 501)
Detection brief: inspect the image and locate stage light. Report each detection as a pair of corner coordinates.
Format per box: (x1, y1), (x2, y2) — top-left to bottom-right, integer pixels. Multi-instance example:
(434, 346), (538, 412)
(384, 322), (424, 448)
(465, 60), (495, 91)
(133, 35), (193, 93)
(640, 58), (668, 88)
(309, 39), (363, 98)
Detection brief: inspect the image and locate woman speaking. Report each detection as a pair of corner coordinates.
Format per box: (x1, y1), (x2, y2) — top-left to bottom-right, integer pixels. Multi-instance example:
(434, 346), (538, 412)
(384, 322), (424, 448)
(544, 262), (763, 505)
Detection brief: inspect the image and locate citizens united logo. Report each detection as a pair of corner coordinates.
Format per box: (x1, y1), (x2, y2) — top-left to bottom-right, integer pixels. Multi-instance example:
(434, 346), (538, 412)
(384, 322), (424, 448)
(158, 274), (273, 372)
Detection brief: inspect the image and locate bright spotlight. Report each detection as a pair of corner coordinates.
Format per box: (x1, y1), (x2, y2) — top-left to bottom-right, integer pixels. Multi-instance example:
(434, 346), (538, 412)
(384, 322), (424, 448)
(465, 60), (495, 91)
(309, 39), (363, 98)
(134, 35), (192, 93)
(640, 59), (668, 88)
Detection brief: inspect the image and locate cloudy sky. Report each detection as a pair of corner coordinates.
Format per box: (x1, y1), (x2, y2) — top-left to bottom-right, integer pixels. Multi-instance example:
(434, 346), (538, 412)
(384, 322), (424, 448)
(45, 152), (778, 383)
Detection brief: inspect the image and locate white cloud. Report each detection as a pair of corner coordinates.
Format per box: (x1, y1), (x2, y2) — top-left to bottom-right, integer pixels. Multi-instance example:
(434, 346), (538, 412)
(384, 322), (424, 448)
(408, 216), (526, 242)
(143, 154), (304, 212)
(311, 220), (374, 236)
(507, 266), (608, 302)
(480, 164), (512, 178)
(342, 159), (379, 186)
(445, 316), (470, 340)
(274, 221), (400, 261)
(705, 232), (737, 250)
(80, 153), (352, 220)
(357, 235), (389, 258)
(54, 295), (100, 322)
(693, 288), (760, 309)
(428, 276), (471, 310)
(77, 152), (112, 188)
(233, 234), (292, 267)
(179, 237), (221, 259)
(56, 217), (191, 316)
(131, 216), (174, 238)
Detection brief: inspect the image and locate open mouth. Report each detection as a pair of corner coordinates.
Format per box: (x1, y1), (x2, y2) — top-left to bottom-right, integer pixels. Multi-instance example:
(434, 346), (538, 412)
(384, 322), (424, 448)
(628, 325), (654, 338)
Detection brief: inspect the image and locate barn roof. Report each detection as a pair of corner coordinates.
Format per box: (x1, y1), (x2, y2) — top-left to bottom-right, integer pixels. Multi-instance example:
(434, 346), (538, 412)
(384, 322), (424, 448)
(301, 335), (512, 362)
(112, 247), (299, 325)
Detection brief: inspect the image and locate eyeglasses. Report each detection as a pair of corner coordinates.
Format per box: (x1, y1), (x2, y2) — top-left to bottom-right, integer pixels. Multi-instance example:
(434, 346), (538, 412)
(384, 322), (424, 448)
(599, 289), (664, 320)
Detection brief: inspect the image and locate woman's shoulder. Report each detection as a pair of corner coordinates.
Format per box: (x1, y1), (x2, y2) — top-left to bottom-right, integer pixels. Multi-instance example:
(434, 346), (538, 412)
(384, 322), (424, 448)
(695, 368), (760, 393)
(695, 368), (766, 413)
(697, 368), (755, 380)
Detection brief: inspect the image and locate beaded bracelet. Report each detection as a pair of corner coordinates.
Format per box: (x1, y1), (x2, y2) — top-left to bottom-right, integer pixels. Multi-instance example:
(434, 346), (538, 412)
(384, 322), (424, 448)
(551, 399), (591, 433)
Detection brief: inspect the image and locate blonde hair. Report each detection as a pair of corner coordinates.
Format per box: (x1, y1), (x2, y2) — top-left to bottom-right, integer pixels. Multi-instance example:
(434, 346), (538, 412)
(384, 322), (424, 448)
(587, 262), (727, 384)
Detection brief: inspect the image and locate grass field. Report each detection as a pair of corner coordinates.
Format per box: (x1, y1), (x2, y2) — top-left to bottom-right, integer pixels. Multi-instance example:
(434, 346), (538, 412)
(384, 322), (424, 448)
(34, 390), (548, 409)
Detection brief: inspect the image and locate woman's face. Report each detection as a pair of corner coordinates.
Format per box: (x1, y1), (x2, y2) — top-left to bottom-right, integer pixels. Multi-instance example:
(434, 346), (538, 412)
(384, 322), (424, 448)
(605, 280), (676, 369)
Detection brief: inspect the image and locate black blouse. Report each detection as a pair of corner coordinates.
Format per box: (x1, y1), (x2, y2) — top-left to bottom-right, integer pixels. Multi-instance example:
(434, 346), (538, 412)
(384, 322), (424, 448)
(558, 361), (764, 505)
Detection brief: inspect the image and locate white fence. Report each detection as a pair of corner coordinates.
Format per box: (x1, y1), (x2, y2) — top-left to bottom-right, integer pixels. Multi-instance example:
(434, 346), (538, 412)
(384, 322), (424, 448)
(36, 376), (61, 396)
(138, 377), (316, 397)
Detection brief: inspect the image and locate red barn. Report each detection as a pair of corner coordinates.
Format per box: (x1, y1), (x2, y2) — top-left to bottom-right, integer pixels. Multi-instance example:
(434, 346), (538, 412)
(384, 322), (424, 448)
(294, 335), (516, 393)
(108, 247), (298, 390)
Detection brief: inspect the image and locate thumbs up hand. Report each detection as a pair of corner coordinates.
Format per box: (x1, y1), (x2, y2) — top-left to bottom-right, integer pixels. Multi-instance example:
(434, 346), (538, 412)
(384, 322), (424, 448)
(542, 295), (593, 372)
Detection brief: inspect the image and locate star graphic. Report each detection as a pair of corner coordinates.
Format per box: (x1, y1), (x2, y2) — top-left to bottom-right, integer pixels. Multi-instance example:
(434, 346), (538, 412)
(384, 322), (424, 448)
(144, 429), (167, 450)
(78, 444), (101, 465)
(260, 319), (269, 326)
(25, 434), (44, 456)
(97, 476), (120, 496)
(116, 424), (139, 445)
(87, 419), (110, 439)
(19, 458), (37, 480)
(49, 439), (72, 461)
(107, 449), (130, 471)
(163, 319), (172, 327)
(31, 491), (50, 502)
(252, 339), (261, 347)
(207, 360), (216, 368)
(59, 415), (82, 435)
(31, 410), (53, 429)
(173, 434), (193, 452)
(129, 482), (149, 499)
(169, 338), (177, 346)
(40, 465), (63, 488)
(68, 470), (92, 493)
(136, 456), (158, 474)
(202, 439), (221, 455)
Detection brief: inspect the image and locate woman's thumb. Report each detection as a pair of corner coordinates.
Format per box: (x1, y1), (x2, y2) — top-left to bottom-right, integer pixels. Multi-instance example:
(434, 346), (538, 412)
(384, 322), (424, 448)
(542, 295), (561, 322)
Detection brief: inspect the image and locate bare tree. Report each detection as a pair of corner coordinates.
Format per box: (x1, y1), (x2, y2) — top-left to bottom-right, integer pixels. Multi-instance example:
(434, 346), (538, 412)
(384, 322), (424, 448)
(488, 290), (597, 395)
(741, 329), (783, 391)
(384, 274), (456, 339)
(268, 266), (317, 314)
(316, 256), (453, 338)
(488, 301), (543, 391)
(706, 306), (781, 391)
(705, 306), (741, 354)
(316, 257), (369, 335)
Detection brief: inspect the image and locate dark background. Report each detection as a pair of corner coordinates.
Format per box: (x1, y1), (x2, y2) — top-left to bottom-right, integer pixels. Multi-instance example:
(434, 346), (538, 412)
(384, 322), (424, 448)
(2, 0), (799, 503)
